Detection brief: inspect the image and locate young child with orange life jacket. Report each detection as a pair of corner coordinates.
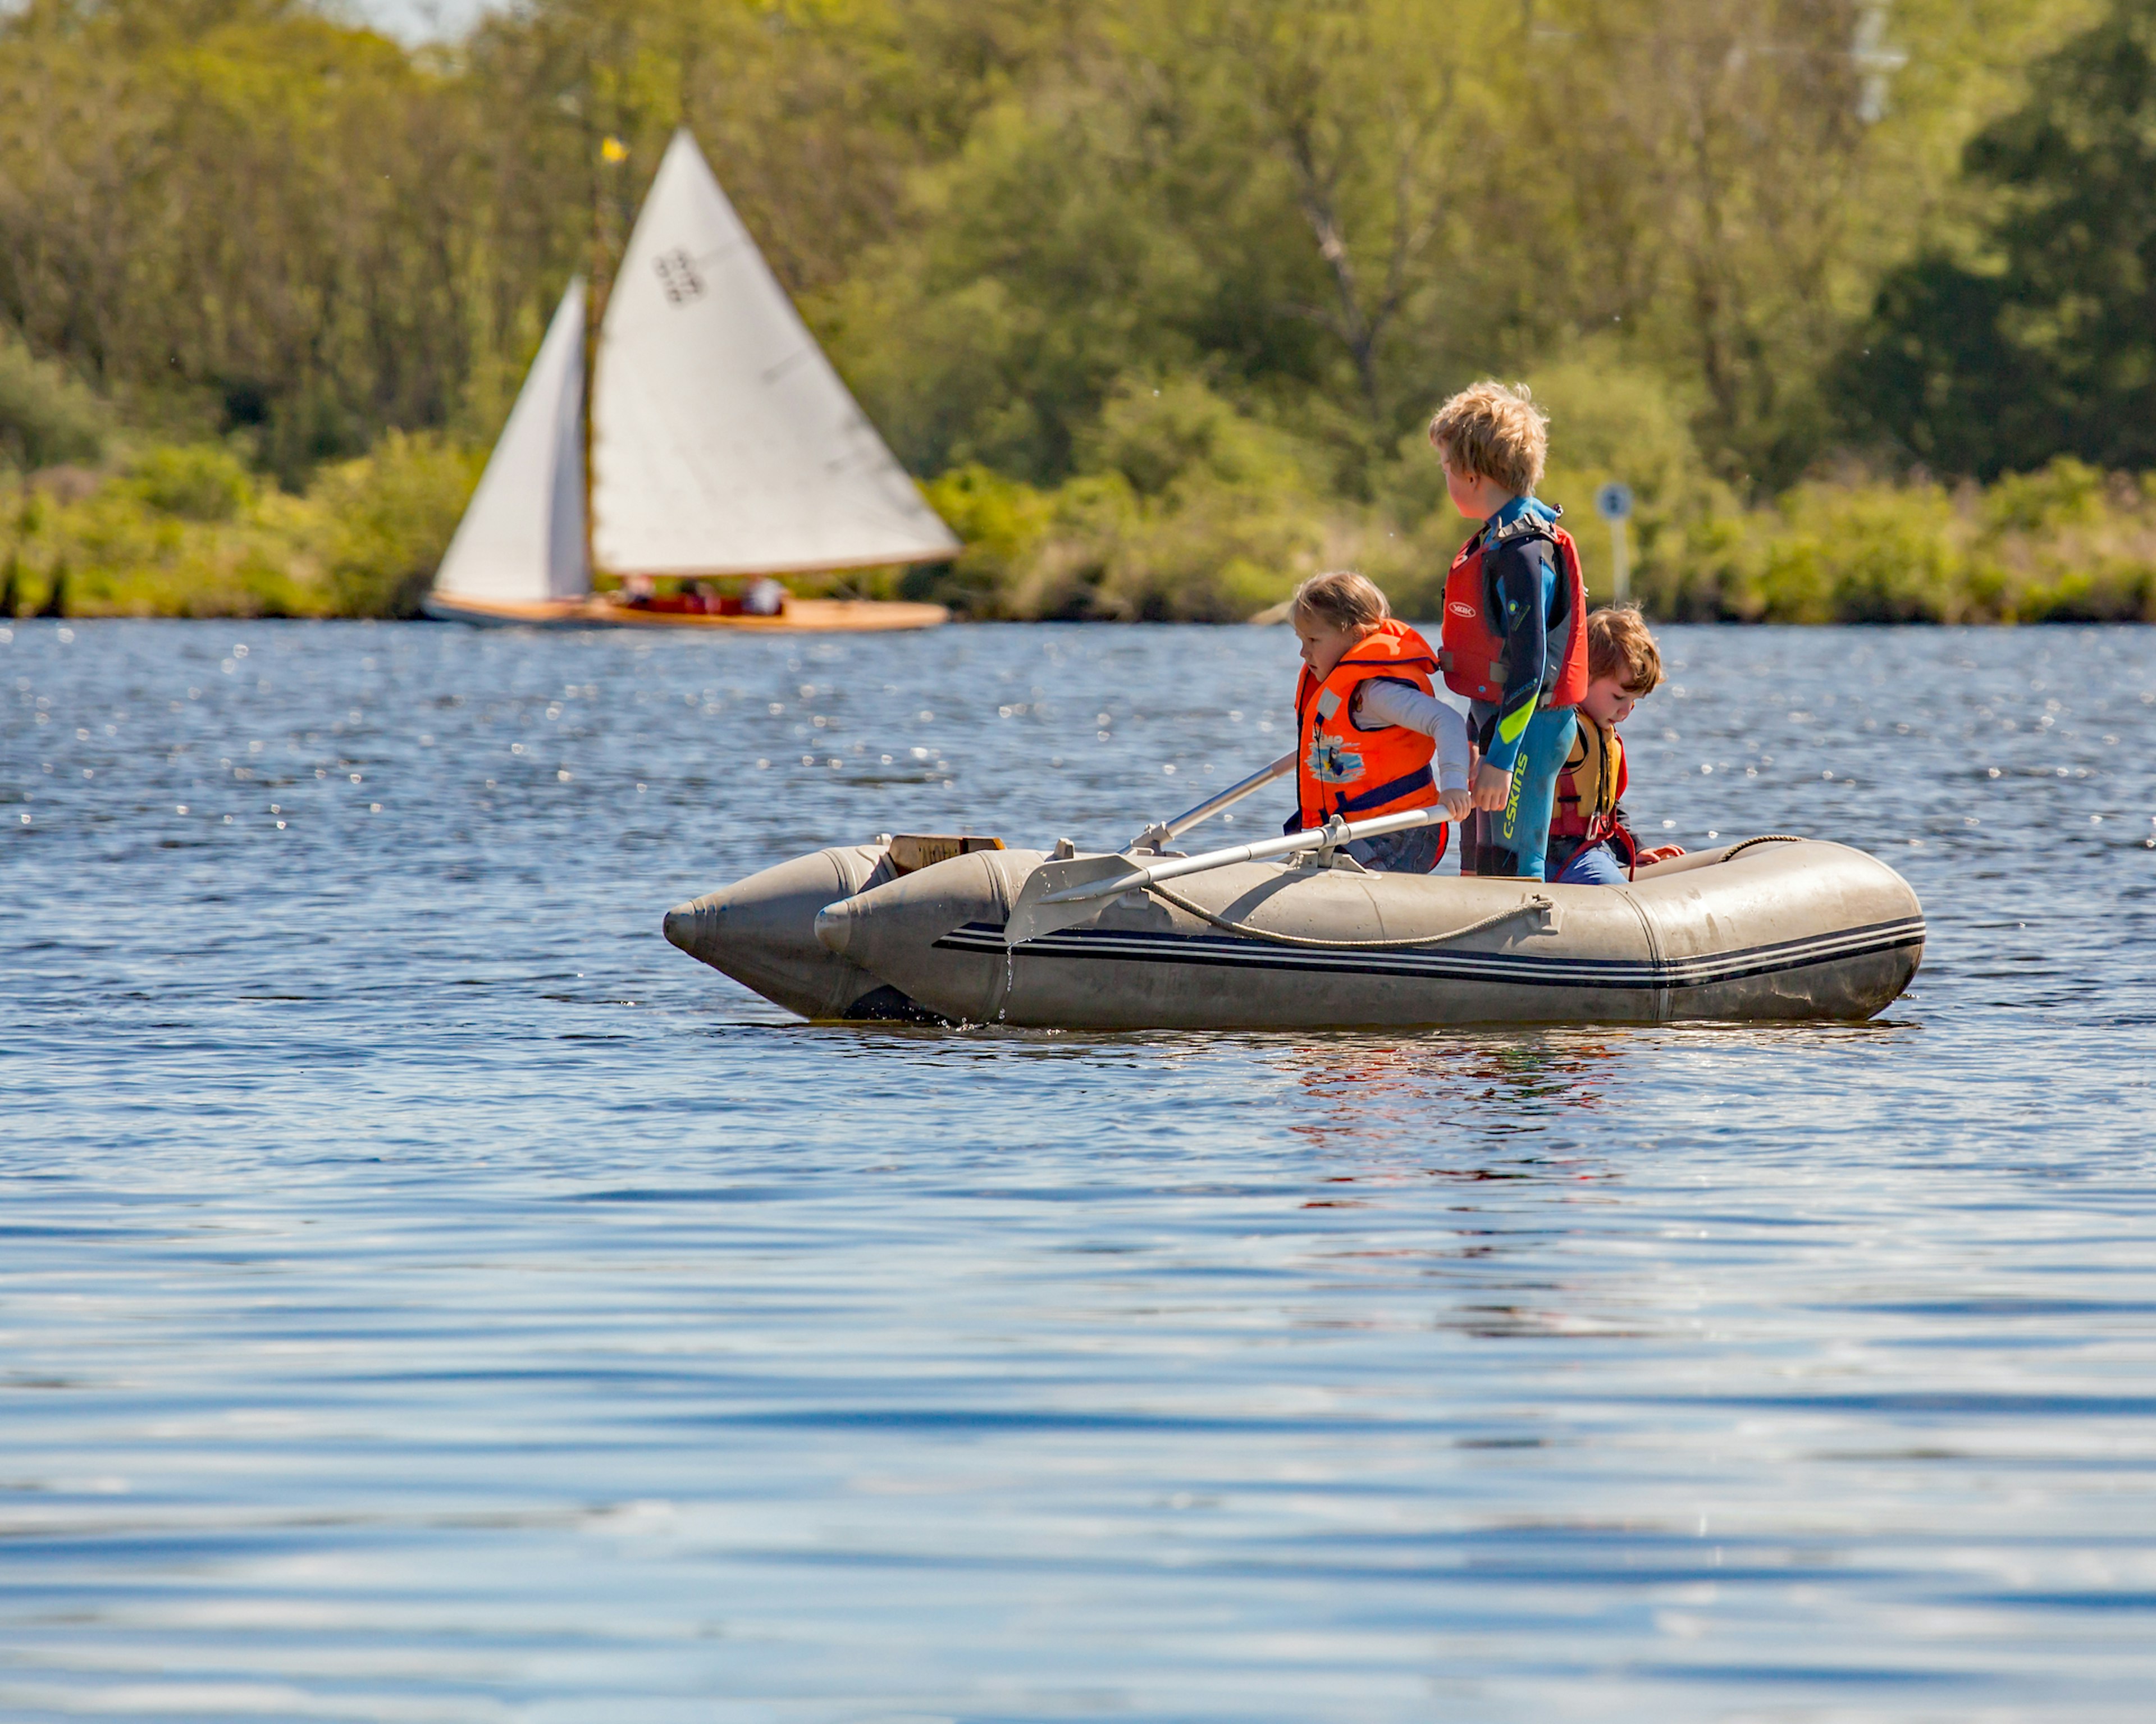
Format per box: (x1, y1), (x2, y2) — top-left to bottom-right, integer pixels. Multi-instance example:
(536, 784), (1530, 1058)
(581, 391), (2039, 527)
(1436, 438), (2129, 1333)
(1428, 382), (1587, 880)
(1287, 570), (1474, 874)
(1547, 606), (1686, 885)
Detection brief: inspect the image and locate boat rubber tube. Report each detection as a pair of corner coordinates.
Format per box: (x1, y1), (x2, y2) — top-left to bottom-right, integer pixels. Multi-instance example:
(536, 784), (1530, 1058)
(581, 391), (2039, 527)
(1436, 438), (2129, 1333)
(664, 843), (943, 1022)
(806, 838), (1924, 1028)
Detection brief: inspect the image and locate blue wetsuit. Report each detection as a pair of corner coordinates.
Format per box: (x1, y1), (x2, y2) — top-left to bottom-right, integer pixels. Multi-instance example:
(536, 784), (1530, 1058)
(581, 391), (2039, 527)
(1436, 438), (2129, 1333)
(1463, 497), (1578, 880)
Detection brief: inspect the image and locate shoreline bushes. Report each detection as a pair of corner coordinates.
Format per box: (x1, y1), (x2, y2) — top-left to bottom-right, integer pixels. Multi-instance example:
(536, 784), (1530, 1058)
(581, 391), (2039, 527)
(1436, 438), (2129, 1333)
(911, 450), (2156, 626)
(6, 374), (2153, 624)
(0, 434), (480, 620)
(6, 427), (2152, 625)
(1653, 461), (2156, 625)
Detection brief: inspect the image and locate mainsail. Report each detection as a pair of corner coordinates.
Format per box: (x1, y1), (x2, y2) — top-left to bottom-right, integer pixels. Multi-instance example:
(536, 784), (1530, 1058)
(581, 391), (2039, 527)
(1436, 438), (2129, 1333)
(591, 129), (959, 575)
(430, 279), (588, 606)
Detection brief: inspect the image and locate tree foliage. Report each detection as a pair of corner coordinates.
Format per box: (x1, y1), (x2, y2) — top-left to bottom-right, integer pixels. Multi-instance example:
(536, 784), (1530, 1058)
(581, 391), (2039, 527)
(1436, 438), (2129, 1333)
(0, 328), (105, 468)
(2, 0), (2071, 480)
(1844, 0), (2156, 477)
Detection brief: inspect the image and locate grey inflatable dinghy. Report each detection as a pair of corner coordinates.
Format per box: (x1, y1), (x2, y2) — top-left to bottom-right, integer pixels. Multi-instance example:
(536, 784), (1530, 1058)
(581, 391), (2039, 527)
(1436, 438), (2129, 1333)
(664, 758), (1925, 1029)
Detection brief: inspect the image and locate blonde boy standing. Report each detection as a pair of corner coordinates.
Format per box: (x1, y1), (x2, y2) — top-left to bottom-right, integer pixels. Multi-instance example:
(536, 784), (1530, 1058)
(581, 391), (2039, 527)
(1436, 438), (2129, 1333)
(1427, 383), (1589, 880)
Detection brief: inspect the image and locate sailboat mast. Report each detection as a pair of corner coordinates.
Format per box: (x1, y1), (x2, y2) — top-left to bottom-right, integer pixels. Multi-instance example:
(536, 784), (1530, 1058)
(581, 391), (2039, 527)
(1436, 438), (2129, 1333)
(584, 132), (630, 589)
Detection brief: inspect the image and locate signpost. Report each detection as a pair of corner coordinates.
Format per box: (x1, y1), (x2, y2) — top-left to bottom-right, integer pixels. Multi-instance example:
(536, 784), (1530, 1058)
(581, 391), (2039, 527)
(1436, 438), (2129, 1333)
(1594, 482), (1634, 606)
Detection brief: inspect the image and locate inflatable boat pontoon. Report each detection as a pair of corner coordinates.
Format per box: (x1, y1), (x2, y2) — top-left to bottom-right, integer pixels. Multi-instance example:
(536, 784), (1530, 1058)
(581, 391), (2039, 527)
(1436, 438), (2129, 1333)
(663, 759), (1925, 1029)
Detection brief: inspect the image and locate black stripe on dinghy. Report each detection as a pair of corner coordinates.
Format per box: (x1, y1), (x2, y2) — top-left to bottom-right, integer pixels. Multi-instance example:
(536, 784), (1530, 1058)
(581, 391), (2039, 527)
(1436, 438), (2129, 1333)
(935, 915), (1927, 992)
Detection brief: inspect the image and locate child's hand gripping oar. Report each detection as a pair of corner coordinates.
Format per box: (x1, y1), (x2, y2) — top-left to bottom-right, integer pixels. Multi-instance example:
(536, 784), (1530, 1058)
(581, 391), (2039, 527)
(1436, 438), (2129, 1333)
(1004, 801), (1457, 948)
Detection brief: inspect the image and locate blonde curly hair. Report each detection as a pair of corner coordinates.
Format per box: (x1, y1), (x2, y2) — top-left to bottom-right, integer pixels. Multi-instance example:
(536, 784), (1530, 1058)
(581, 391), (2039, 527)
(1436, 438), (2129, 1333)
(1428, 380), (1548, 496)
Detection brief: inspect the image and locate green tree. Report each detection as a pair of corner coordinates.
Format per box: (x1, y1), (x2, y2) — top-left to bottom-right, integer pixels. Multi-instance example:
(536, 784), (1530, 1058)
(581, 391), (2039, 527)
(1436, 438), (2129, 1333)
(0, 0), (488, 479)
(1842, 0), (2156, 476)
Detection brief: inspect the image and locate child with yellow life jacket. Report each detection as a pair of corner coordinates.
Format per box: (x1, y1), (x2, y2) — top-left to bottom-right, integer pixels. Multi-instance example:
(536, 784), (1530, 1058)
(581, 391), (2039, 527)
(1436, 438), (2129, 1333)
(1547, 606), (1684, 885)
(1428, 382), (1587, 880)
(1287, 570), (1473, 874)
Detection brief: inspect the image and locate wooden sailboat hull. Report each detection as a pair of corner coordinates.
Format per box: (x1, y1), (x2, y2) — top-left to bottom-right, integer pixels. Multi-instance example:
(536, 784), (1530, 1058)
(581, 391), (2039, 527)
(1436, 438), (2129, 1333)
(423, 592), (949, 631)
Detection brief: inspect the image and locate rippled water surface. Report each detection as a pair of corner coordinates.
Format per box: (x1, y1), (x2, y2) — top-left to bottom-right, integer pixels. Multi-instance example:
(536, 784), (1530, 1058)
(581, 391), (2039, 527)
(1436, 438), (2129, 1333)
(4, 618), (2154, 1722)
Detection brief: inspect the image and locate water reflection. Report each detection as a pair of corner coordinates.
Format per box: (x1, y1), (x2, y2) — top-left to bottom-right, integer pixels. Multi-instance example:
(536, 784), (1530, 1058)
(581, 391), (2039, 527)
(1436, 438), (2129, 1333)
(1266, 1031), (1629, 1151)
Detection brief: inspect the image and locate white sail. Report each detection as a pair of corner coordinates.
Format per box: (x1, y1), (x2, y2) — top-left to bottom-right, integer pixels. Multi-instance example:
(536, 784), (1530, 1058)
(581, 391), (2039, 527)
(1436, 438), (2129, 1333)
(591, 130), (958, 576)
(432, 279), (588, 605)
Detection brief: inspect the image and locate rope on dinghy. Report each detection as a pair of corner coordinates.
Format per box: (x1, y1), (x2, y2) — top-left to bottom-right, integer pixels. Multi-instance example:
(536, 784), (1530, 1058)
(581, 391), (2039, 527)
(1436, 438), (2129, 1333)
(1145, 881), (1553, 951)
(1720, 834), (1806, 862)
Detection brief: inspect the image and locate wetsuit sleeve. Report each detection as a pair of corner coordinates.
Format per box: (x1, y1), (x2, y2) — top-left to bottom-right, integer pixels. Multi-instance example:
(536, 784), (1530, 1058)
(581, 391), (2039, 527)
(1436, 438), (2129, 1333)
(1353, 680), (1472, 793)
(1481, 535), (1554, 775)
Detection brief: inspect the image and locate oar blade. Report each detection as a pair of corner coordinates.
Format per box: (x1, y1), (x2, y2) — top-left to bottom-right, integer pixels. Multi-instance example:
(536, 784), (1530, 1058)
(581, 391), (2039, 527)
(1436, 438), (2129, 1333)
(1004, 854), (1144, 948)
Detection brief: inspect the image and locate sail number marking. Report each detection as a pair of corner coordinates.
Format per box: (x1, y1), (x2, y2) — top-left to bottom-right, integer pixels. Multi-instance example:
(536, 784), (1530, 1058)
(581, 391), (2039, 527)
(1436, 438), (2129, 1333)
(655, 249), (706, 305)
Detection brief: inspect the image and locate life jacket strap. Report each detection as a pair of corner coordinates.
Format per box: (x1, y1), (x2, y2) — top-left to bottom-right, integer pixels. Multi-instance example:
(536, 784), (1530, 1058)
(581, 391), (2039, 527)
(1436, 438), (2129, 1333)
(1440, 645), (1566, 705)
(1484, 503), (1564, 546)
(1330, 764), (1437, 816)
(1439, 647), (1509, 684)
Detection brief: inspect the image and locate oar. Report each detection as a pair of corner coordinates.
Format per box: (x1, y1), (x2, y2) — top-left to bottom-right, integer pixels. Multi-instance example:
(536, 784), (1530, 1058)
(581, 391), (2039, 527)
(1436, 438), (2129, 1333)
(1005, 804), (1456, 947)
(1129, 752), (1294, 852)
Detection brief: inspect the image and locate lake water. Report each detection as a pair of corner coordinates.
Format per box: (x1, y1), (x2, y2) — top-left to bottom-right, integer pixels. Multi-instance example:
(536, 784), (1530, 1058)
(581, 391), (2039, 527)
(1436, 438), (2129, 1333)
(3, 618), (2153, 1722)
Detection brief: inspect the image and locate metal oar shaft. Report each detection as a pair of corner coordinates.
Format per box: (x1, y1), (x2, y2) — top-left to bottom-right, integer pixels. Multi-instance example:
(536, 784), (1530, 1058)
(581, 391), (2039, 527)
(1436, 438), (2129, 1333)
(1043, 804), (1454, 907)
(1153, 752), (1295, 843)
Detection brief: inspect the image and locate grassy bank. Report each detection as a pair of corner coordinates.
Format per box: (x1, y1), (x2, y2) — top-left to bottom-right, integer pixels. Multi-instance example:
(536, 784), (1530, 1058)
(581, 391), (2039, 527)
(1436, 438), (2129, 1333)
(1656, 461), (2156, 624)
(7, 436), (2153, 627)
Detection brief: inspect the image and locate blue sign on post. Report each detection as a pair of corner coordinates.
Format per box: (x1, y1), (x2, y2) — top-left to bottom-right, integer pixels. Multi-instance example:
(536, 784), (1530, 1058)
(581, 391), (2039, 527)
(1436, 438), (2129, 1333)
(1593, 483), (1634, 603)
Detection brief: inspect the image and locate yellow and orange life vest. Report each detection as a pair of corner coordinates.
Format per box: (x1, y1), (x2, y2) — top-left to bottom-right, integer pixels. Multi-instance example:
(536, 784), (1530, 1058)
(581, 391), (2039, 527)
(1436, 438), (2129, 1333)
(1294, 620), (1445, 844)
(1550, 717), (1637, 870)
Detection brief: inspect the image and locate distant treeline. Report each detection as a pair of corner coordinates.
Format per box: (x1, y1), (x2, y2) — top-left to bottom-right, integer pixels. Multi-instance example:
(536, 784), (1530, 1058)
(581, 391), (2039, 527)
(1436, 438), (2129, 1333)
(2, 0), (2153, 622)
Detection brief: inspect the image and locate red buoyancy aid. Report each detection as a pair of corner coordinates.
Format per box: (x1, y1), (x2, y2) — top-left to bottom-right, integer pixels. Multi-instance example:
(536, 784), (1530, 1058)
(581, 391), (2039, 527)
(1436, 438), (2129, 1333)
(1294, 620), (1445, 833)
(1439, 509), (1589, 708)
(1550, 717), (1638, 870)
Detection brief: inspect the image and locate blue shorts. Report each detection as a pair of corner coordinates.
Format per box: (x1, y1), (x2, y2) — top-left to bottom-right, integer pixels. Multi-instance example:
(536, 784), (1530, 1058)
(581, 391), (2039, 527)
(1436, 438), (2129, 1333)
(1555, 841), (1629, 886)
(1343, 823), (1446, 875)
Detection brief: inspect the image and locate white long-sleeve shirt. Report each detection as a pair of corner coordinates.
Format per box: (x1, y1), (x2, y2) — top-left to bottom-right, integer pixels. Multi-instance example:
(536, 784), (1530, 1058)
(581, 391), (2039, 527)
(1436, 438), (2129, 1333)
(1352, 679), (1473, 793)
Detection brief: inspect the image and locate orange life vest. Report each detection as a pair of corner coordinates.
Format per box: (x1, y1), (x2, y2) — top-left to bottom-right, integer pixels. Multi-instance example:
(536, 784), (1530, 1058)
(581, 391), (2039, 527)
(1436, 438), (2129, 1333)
(1550, 718), (1637, 871)
(1294, 620), (1445, 837)
(1439, 507), (1589, 708)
